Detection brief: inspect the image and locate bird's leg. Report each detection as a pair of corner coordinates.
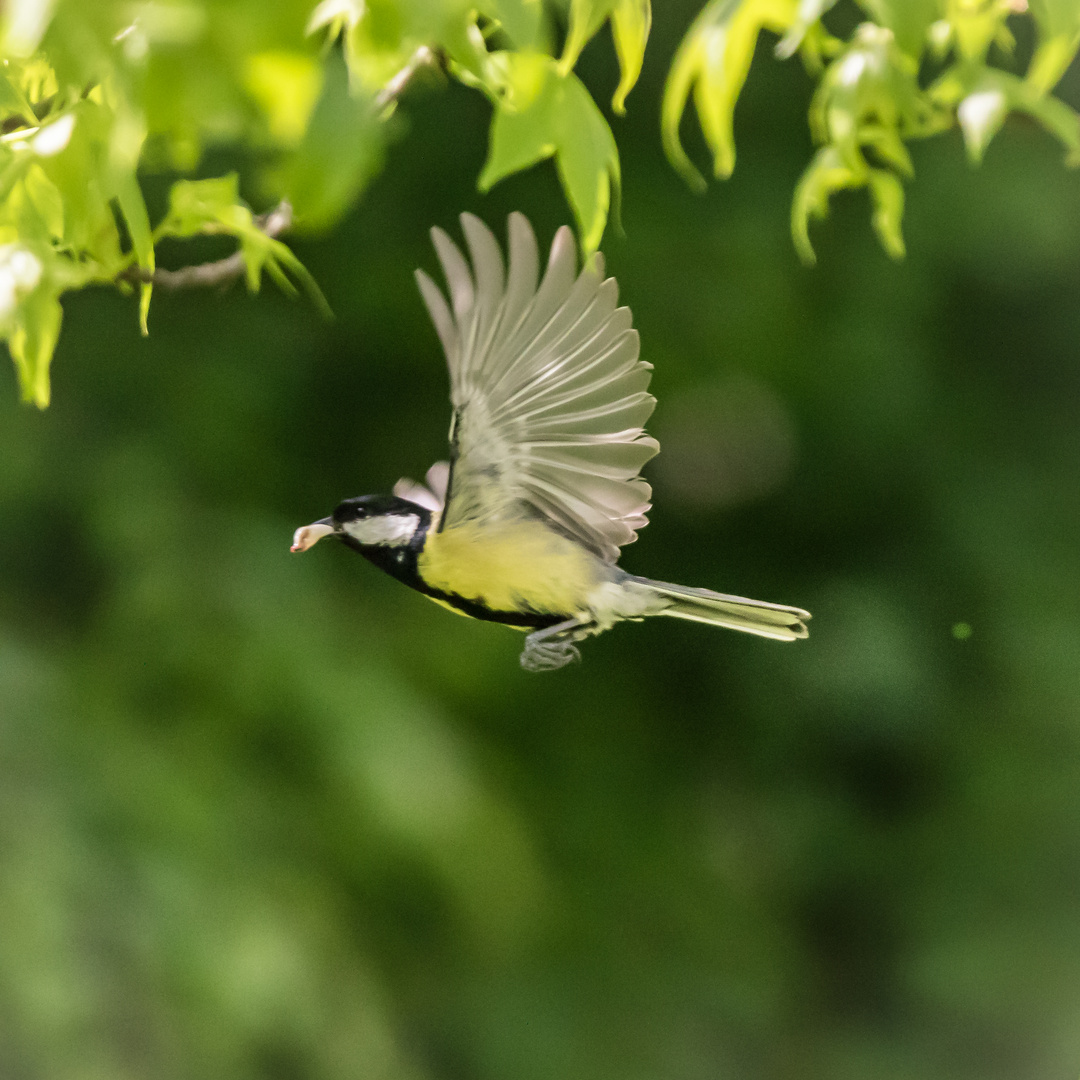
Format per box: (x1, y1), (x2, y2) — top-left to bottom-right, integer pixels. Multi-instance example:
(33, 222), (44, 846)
(520, 617), (594, 673)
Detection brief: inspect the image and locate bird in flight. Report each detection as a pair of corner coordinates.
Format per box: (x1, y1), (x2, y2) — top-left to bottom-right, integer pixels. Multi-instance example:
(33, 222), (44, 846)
(292, 213), (810, 671)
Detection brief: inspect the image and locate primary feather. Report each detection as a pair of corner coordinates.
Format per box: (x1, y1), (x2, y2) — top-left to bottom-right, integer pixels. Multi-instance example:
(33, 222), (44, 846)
(415, 212), (659, 562)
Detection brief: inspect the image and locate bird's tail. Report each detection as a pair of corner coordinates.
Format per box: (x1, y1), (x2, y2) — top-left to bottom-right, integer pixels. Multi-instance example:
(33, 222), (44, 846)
(624, 575), (810, 642)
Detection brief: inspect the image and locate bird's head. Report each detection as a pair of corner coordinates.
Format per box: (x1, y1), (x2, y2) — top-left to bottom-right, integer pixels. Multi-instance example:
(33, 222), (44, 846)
(291, 494), (429, 553)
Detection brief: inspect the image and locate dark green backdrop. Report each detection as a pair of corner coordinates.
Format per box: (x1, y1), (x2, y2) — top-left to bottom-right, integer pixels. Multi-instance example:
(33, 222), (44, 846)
(3, 6), (1080, 1079)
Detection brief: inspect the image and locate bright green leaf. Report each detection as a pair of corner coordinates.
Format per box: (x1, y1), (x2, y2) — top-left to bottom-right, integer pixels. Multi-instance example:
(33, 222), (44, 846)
(273, 49), (384, 233)
(775, 0), (840, 59)
(8, 274), (62, 408)
(240, 231), (332, 318)
(35, 101), (121, 270)
(561, 0), (612, 71)
(23, 163), (63, 240)
(0, 71), (37, 125)
(956, 85), (1008, 163)
(480, 54), (620, 251)
(307, 0), (364, 39)
(809, 23), (939, 154)
(610, 0), (651, 113)
(857, 0), (940, 57)
(560, 0), (651, 114)
(943, 0), (1013, 62)
(1027, 0), (1080, 94)
(158, 172), (330, 317)
(162, 175), (245, 237)
(867, 166), (905, 257)
(860, 123), (914, 176)
(1, 0), (57, 58)
(662, 0), (797, 191)
(936, 66), (1080, 165)
(791, 145), (860, 264)
(486, 0), (544, 49)
(794, 23), (942, 260)
(106, 110), (154, 334)
(1006, 81), (1080, 164)
(244, 51), (323, 145)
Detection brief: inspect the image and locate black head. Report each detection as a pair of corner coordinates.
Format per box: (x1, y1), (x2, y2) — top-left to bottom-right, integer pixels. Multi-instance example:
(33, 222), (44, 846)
(292, 494), (432, 554)
(331, 494), (430, 527)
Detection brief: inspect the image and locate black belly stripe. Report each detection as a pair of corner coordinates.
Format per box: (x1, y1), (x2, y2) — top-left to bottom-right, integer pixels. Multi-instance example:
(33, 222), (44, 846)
(343, 521), (568, 629)
(421, 587), (565, 628)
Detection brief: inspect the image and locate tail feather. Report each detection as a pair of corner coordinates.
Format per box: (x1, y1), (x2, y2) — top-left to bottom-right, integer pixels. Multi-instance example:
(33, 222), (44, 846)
(626, 575), (810, 642)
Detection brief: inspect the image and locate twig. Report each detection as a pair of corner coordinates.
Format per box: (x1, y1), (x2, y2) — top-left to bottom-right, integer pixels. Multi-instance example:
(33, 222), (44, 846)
(117, 47), (436, 293)
(121, 201), (294, 291)
(374, 45), (437, 112)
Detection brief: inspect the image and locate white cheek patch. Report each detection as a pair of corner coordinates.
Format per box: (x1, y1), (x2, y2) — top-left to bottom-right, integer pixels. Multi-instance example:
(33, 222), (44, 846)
(342, 513), (421, 546)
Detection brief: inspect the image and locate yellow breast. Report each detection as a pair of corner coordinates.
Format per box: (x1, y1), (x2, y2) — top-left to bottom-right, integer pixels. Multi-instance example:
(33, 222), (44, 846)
(417, 517), (605, 619)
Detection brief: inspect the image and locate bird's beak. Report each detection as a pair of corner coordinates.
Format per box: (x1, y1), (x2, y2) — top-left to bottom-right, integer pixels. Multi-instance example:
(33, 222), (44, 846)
(291, 518), (335, 553)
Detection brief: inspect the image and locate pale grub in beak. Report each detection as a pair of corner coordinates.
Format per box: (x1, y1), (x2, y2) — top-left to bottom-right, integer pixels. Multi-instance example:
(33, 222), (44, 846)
(291, 521), (334, 552)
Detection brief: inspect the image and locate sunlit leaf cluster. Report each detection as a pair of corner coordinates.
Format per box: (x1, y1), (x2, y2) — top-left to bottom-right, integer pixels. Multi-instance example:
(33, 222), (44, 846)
(2, 0), (1078, 407)
(664, 0), (1080, 263)
(0, 0), (649, 407)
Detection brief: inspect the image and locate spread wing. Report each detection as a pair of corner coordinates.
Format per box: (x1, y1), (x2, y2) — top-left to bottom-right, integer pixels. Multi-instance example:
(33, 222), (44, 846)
(393, 461), (449, 515)
(414, 212), (659, 563)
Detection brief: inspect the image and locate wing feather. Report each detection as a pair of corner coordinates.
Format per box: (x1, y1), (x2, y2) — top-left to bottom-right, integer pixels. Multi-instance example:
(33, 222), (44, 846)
(420, 213), (659, 561)
(392, 461), (451, 514)
(392, 477), (444, 512)
(415, 270), (458, 364)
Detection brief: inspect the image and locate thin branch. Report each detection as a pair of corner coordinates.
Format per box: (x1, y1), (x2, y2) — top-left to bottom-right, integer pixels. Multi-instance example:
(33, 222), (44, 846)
(374, 45), (437, 112)
(117, 46), (436, 294)
(121, 201), (294, 291)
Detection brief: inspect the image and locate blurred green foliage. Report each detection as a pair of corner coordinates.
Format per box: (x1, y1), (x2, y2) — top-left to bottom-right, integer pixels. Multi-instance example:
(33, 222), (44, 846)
(664, 0), (1080, 263)
(2, 0), (1079, 407)
(3, 2), (1080, 1079)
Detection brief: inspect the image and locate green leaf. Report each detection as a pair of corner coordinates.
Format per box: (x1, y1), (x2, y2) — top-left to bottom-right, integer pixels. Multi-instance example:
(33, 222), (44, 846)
(791, 152), (909, 264)
(1, 0), (58, 58)
(855, 0), (940, 58)
(559, 0), (652, 114)
(36, 101), (122, 270)
(775, 0), (840, 60)
(480, 54), (620, 252)
(240, 231), (332, 318)
(956, 85), (1008, 163)
(1027, 0), (1080, 94)
(273, 49), (384, 233)
(23, 164), (63, 241)
(937, 67), (1080, 165)
(8, 276), (62, 409)
(610, 0), (651, 114)
(159, 173), (330, 318)
(306, 0), (364, 40)
(662, 0), (797, 191)
(809, 24), (939, 156)
(940, 0), (1012, 62)
(791, 145), (861, 264)
(0, 71), (37, 126)
(486, 0), (544, 49)
(860, 123), (914, 176)
(106, 110), (154, 334)
(163, 175), (245, 237)
(867, 166), (905, 258)
(244, 51), (323, 145)
(793, 24), (942, 261)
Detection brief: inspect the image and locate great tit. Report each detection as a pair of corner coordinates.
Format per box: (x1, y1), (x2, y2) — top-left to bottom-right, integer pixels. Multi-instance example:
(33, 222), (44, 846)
(292, 213), (810, 671)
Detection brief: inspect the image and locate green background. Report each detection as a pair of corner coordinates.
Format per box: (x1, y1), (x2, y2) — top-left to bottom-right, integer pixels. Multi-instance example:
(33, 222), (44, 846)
(3, 4), (1080, 1078)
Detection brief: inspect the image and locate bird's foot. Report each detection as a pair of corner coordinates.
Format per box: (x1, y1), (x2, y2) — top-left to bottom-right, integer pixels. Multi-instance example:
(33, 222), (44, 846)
(520, 639), (581, 672)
